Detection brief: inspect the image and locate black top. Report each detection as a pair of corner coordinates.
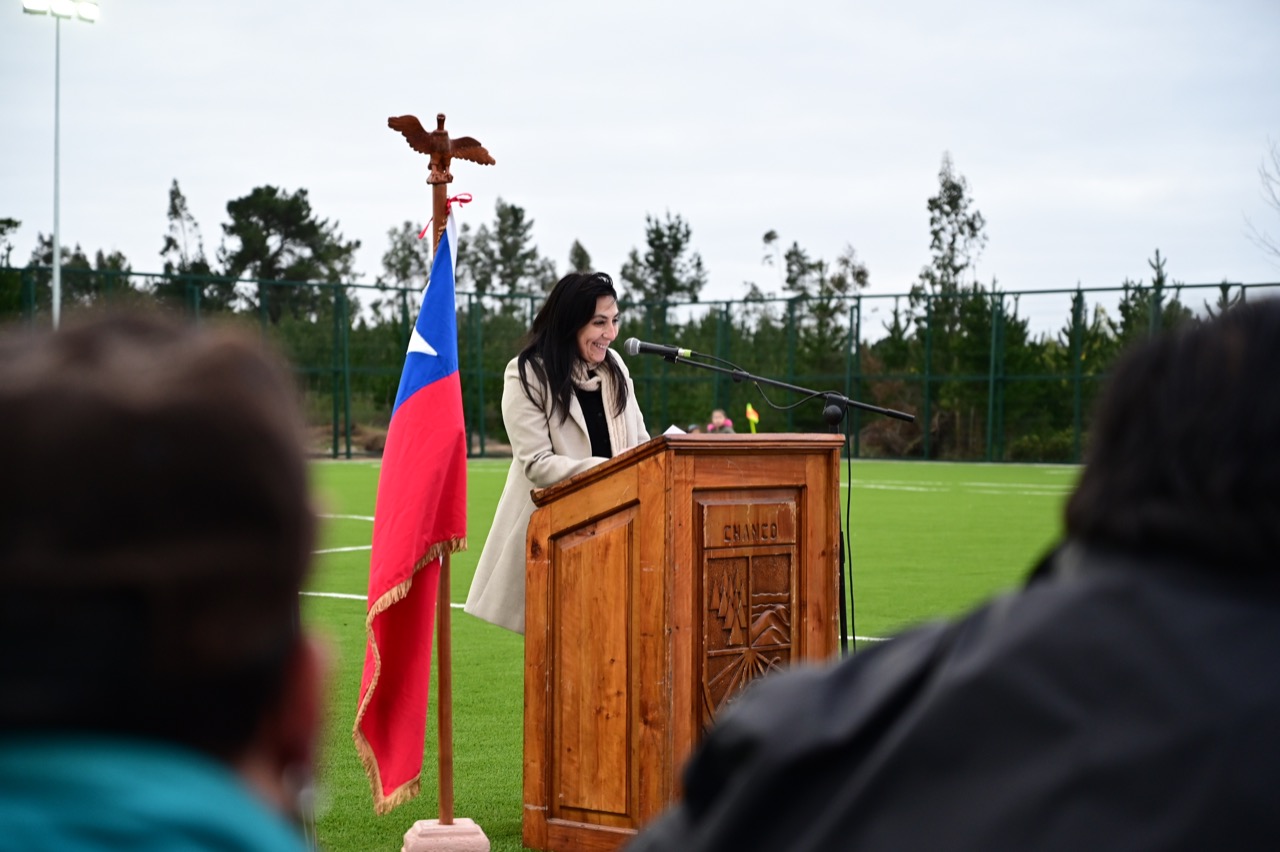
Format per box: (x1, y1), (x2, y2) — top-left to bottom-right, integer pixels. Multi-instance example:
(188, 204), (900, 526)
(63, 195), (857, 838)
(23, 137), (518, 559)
(629, 542), (1280, 851)
(574, 385), (612, 458)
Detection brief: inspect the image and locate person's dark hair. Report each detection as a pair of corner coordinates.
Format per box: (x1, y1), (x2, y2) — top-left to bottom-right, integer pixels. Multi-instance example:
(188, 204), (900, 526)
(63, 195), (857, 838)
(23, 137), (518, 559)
(1066, 298), (1280, 573)
(0, 312), (315, 759)
(517, 271), (627, 423)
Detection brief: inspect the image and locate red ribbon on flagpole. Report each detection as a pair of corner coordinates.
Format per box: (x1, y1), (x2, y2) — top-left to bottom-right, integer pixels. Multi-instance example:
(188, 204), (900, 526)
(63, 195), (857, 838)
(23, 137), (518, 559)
(418, 194), (474, 240)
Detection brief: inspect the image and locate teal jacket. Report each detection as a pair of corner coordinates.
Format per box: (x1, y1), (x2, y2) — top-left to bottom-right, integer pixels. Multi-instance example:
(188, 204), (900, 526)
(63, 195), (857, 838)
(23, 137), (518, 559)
(0, 736), (310, 852)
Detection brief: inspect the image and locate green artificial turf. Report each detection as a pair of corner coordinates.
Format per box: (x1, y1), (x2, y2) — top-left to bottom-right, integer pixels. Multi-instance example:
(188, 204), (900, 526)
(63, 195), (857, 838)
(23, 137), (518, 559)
(304, 458), (1076, 851)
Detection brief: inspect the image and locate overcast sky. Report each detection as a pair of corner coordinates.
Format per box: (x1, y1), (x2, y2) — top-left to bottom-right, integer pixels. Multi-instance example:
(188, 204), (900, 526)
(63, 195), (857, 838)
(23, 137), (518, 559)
(4, 0), (1279, 326)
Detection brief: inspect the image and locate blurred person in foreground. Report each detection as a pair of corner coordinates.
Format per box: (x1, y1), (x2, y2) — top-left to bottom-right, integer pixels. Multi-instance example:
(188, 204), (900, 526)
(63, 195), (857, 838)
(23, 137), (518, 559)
(465, 271), (649, 634)
(629, 298), (1280, 851)
(0, 313), (327, 852)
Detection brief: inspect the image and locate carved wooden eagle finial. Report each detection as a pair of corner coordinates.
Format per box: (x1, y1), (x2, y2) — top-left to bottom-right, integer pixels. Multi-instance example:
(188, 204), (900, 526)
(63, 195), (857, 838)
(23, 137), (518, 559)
(387, 113), (495, 185)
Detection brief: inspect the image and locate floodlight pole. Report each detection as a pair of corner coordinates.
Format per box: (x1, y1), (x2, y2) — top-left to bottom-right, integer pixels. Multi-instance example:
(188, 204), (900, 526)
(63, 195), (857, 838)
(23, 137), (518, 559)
(24, 0), (98, 329)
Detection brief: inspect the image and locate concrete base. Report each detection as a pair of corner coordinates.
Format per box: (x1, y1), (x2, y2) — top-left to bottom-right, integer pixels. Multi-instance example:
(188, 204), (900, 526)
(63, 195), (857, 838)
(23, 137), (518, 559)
(402, 818), (491, 852)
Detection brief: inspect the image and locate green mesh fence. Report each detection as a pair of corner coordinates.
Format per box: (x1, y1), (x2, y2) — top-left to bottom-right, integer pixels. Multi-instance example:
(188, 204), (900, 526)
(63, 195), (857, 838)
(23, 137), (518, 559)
(4, 265), (1276, 463)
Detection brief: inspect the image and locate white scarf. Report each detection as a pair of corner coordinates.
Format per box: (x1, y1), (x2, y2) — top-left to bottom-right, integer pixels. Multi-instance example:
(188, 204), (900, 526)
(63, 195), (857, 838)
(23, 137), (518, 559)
(571, 358), (630, 457)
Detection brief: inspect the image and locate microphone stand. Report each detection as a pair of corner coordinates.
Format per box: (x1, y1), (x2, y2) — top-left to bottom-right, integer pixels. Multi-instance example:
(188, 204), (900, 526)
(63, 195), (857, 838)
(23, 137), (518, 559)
(655, 351), (915, 657)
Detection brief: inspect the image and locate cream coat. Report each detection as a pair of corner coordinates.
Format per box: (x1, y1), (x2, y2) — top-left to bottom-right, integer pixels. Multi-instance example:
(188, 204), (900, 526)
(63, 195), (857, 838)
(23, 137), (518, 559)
(464, 351), (649, 633)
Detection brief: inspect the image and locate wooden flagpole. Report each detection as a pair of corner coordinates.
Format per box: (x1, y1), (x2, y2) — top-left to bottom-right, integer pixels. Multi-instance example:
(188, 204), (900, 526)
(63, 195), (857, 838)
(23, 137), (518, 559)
(395, 113), (492, 852)
(431, 179), (457, 829)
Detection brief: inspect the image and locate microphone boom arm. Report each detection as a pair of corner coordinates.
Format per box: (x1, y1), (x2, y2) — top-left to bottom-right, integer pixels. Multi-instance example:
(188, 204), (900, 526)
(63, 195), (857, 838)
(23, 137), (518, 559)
(662, 354), (915, 423)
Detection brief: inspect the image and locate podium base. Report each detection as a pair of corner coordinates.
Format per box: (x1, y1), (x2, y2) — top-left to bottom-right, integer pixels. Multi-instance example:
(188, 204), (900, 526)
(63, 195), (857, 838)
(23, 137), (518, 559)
(402, 817), (490, 852)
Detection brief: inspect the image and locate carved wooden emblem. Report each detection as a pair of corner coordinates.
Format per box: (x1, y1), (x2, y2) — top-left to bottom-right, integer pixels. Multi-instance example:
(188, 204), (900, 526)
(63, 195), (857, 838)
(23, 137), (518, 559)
(700, 496), (799, 726)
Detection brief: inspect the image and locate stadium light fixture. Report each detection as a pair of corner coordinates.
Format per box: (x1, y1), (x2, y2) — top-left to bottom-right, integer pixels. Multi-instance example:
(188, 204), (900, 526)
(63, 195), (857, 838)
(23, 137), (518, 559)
(20, 0), (98, 329)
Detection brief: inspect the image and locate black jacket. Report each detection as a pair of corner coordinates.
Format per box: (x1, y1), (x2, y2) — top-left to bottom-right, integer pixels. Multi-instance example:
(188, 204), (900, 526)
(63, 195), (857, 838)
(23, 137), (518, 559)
(629, 543), (1280, 851)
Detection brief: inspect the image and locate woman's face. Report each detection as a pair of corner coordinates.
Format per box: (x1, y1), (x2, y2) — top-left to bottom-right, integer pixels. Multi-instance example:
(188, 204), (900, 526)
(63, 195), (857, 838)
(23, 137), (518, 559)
(576, 296), (620, 365)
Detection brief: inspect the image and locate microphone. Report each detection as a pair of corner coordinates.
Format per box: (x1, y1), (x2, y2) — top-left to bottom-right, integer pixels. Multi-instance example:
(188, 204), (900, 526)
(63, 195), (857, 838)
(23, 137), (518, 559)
(622, 338), (693, 359)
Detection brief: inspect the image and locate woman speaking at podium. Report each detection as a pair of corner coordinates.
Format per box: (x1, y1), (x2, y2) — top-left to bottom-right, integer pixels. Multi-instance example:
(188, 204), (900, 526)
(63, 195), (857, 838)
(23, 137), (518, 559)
(465, 272), (649, 633)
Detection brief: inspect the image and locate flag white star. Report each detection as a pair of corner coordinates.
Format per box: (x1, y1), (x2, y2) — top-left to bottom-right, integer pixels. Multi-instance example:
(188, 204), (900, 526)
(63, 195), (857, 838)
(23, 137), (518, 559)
(407, 325), (438, 357)
(406, 283), (439, 356)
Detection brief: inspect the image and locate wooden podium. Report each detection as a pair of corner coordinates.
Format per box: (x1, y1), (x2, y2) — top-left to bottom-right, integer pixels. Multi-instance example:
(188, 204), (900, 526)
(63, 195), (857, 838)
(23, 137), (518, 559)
(523, 432), (844, 852)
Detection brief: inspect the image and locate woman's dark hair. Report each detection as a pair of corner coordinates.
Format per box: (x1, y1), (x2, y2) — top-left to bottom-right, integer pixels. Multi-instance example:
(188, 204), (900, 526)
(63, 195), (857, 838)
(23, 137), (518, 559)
(517, 271), (628, 423)
(1066, 298), (1280, 573)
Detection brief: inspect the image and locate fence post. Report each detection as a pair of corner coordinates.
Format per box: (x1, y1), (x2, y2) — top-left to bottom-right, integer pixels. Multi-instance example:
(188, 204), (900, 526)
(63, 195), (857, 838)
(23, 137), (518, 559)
(986, 292), (998, 462)
(922, 294), (933, 460)
(189, 277), (202, 324)
(340, 285), (353, 459)
(994, 298), (1006, 460)
(472, 293), (485, 458)
(21, 268), (35, 324)
(659, 299), (671, 428)
(714, 302), (728, 407)
(1071, 289), (1084, 463)
(330, 284), (340, 460)
(258, 281), (270, 334)
(850, 297), (862, 459)
(636, 308), (652, 423)
(786, 298), (797, 432)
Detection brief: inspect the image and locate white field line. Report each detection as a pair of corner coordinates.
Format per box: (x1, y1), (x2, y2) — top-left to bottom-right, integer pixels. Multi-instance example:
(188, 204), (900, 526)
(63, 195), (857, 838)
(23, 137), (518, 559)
(912, 479), (1072, 489)
(854, 483), (939, 493)
(314, 515), (373, 554)
(848, 479), (1073, 489)
(844, 480), (1071, 497)
(842, 459), (1079, 471)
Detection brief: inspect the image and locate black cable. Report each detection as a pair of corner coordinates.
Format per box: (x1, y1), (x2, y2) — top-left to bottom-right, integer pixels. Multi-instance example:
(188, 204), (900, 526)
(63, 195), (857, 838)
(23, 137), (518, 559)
(844, 422), (857, 654)
(682, 348), (865, 655)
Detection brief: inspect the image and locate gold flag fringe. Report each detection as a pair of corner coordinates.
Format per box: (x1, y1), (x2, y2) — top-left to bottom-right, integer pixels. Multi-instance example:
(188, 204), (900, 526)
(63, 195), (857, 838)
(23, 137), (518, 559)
(353, 534), (467, 815)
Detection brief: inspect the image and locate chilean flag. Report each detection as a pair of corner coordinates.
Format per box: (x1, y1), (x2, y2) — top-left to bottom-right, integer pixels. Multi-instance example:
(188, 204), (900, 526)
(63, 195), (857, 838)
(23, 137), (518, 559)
(354, 212), (468, 814)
